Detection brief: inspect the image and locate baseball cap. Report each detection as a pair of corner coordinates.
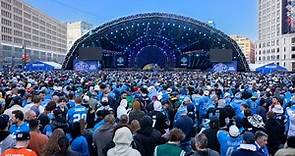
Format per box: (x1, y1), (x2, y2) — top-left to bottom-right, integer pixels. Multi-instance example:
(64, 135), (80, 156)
(243, 132), (255, 143)
(229, 125), (240, 138)
(0, 114), (9, 129)
(16, 132), (30, 141)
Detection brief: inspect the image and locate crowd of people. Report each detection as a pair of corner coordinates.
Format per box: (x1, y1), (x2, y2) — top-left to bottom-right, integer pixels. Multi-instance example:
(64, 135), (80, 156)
(0, 70), (295, 156)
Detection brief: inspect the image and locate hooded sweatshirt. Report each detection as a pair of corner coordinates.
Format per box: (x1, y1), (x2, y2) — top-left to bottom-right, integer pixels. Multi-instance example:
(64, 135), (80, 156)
(0, 131), (16, 153)
(107, 127), (141, 156)
(117, 99), (128, 119)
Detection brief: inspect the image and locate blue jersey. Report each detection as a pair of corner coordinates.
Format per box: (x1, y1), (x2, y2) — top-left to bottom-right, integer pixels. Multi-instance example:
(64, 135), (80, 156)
(217, 130), (243, 156)
(67, 105), (87, 124)
(71, 136), (89, 156)
(9, 122), (30, 136)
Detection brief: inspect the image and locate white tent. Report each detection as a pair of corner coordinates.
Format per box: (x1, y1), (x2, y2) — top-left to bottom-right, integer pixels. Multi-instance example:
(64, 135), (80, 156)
(41, 61), (62, 69)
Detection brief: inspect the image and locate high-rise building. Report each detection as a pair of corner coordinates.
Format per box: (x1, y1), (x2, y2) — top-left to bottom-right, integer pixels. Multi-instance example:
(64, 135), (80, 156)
(231, 35), (255, 64)
(67, 21), (92, 51)
(0, 0), (67, 66)
(256, 0), (295, 71)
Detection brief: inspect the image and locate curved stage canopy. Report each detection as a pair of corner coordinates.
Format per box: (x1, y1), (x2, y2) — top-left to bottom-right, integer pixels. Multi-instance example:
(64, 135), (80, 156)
(63, 13), (249, 71)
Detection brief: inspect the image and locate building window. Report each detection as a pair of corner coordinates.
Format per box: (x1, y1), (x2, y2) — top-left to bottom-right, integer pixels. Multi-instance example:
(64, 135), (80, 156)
(13, 37), (22, 44)
(13, 30), (22, 37)
(277, 55), (280, 60)
(13, 15), (22, 23)
(13, 22), (22, 30)
(277, 48), (279, 52)
(1, 34), (12, 41)
(292, 47), (295, 51)
(292, 38), (295, 44)
(13, 7), (22, 15)
(1, 1), (11, 10)
(1, 9), (11, 18)
(1, 18), (11, 26)
(292, 54), (295, 59)
(24, 26), (31, 32)
(1, 26), (12, 34)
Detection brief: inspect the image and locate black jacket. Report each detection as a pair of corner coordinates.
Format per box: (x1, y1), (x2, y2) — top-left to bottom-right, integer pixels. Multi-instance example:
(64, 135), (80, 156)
(134, 128), (163, 156)
(202, 128), (220, 153)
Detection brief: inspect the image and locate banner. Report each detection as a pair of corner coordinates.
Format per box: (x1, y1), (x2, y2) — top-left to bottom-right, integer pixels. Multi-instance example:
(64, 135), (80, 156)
(212, 61), (237, 72)
(115, 55), (126, 67)
(73, 58), (101, 72)
(179, 55), (189, 67)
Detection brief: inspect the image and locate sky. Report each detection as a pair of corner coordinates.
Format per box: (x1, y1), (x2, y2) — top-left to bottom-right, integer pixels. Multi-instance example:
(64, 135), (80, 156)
(24, 0), (258, 40)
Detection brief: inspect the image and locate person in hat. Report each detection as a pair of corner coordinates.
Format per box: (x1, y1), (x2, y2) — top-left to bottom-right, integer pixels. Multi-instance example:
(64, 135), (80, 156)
(0, 114), (16, 153)
(128, 100), (145, 123)
(149, 100), (169, 135)
(2, 132), (37, 156)
(217, 125), (243, 156)
(174, 108), (194, 154)
(232, 132), (262, 156)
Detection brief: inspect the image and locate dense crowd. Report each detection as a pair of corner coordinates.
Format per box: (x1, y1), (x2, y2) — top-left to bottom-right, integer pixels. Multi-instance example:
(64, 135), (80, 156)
(0, 71), (295, 156)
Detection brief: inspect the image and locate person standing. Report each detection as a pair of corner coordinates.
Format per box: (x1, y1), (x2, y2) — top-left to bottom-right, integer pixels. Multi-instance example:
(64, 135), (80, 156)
(2, 132), (37, 156)
(217, 125), (243, 156)
(28, 119), (49, 156)
(154, 128), (186, 156)
(9, 110), (30, 136)
(192, 133), (219, 156)
(0, 114), (16, 153)
(254, 131), (270, 156)
(232, 132), (263, 156)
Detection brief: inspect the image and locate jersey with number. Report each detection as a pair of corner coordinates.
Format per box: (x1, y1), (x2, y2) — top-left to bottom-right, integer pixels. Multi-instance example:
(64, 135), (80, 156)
(67, 105), (87, 124)
(217, 130), (243, 156)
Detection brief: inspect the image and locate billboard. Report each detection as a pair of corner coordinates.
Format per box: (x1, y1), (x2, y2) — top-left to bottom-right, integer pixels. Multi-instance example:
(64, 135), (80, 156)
(73, 58), (101, 72)
(211, 61), (237, 72)
(282, 0), (295, 34)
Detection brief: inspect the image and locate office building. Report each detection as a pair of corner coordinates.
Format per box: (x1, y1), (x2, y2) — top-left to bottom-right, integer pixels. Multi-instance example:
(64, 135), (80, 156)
(67, 21), (92, 51)
(0, 0), (67, 66)
(256, 0), (295, 71)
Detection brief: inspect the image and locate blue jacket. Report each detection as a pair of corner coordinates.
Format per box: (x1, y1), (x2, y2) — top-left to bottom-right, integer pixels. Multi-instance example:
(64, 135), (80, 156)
(71, 136), (89, 156)
(254, 142), (270, 156)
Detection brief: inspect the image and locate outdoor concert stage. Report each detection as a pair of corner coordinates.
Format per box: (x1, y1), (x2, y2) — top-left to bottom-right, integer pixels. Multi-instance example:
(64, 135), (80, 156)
(62, 13), (249, 72)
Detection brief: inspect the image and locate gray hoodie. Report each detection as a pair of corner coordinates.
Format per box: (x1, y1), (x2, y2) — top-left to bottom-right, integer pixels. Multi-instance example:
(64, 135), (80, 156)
(107, 127), (141, 156)
(0, 131), (16, 153)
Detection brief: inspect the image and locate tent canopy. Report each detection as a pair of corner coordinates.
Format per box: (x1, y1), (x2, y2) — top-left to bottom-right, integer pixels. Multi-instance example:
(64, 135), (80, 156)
(25, 61), (62, 71)
(255, 63), (287, 74)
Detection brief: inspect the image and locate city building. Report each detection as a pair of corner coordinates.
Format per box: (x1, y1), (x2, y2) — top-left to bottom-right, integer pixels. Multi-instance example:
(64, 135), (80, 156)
(0, 0), (67, 66)
(231, 35), (255, 63)
(256, 0), (295, 71)
(67, 21), (92, 51)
